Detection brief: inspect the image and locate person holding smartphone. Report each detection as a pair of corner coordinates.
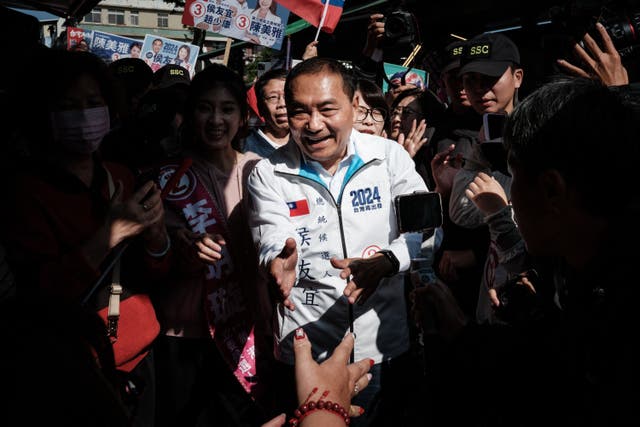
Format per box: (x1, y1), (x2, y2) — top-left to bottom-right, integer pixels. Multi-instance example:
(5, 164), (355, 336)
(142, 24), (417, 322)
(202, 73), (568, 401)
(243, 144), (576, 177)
(446, 33), (525, 325)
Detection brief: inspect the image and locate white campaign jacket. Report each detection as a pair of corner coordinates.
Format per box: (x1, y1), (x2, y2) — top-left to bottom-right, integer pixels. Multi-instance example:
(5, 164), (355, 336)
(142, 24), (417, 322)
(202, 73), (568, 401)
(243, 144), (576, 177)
(247, 130), (428, 364)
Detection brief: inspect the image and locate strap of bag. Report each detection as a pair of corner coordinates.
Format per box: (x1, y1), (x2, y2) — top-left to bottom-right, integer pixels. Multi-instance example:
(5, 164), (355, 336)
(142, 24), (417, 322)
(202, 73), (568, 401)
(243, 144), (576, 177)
(105, 167), (122, 343)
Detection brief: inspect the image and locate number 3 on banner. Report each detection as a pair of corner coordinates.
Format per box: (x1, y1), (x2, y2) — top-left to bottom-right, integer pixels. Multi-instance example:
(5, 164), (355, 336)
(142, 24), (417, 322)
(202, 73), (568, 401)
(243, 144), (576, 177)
(190, 1), (206, 18)
(235, 14), (250, 30)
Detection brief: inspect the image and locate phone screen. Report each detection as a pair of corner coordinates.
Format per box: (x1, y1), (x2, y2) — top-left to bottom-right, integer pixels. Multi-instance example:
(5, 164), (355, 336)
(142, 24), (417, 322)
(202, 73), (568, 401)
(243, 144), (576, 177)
(483, 112), (507, 141)
(394, 192), (443, 233)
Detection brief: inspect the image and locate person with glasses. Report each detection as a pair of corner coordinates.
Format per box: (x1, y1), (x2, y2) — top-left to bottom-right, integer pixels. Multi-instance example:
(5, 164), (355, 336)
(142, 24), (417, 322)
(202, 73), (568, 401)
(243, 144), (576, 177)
(353, 79), (388, 137)
(243, 68), (290, 158)
(388, 87), (440, 159)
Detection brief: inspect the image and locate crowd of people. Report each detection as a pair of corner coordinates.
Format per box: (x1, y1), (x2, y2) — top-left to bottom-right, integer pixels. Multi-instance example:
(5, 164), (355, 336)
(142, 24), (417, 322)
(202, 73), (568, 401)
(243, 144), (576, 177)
(3, 8), (640, 427)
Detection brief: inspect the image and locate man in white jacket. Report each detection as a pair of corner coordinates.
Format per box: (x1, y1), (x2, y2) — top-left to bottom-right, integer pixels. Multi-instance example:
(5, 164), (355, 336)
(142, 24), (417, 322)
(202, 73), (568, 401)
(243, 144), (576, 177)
(247, 57), (428, 426)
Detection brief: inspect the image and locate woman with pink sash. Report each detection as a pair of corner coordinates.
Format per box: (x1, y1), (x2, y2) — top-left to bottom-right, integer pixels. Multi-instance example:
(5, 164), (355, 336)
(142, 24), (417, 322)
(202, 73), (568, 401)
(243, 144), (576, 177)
(153, 63), (276, 427)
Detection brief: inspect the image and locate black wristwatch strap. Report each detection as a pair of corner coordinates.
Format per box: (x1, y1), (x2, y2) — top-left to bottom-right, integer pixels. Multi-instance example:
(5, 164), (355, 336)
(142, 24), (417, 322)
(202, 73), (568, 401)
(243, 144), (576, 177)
(378, 250), (400, 277)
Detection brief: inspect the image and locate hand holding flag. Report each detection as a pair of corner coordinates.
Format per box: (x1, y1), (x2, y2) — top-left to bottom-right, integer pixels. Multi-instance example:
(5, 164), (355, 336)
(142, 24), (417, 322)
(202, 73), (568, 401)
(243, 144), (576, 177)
(275, 0), (344, 35)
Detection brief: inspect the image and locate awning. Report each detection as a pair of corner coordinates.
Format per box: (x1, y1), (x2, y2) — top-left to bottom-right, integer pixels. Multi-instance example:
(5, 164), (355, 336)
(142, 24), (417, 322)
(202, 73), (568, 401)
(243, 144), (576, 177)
(9, 7), (60, 23)
(1, 0), (99, 20)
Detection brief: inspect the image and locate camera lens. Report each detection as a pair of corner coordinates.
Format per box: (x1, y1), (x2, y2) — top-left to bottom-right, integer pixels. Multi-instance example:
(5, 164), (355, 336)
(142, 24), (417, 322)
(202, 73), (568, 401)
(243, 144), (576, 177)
(385, 16), (404, 39)
(382, 10), (417, 46)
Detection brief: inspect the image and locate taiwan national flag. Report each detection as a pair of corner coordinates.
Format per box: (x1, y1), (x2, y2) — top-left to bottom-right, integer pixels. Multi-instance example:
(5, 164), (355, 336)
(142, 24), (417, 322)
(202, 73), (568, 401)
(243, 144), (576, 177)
(275, 0), (344, 34)
(287, 199), (310, 217)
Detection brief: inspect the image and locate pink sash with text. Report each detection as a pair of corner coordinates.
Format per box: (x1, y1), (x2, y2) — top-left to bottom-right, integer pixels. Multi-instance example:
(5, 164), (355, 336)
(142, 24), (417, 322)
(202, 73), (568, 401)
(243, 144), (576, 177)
(158, 160), (261, 399)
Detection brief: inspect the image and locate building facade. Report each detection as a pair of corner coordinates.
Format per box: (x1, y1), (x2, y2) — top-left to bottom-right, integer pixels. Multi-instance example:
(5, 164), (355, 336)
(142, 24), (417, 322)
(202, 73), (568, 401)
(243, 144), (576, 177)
(78, 0), (229, 60)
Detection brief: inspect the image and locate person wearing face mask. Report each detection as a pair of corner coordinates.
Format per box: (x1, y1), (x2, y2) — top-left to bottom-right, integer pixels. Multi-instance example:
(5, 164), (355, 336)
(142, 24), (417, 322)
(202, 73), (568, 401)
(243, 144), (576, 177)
(3, 49), (170, 427)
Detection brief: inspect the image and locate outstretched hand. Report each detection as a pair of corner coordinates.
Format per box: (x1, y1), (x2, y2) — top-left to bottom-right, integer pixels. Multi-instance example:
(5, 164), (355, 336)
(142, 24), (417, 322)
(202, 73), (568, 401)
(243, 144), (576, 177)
(293, 328), (372, 418)
(557, 22), (629, 86)
(259, 329), (372, 427)
(269, 238), (298, 311)
(331, 254), (393, 304)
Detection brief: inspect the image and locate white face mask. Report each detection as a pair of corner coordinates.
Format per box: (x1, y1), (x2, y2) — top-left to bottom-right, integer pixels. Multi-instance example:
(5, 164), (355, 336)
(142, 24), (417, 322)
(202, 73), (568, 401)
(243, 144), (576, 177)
(50, 106), (110, 154)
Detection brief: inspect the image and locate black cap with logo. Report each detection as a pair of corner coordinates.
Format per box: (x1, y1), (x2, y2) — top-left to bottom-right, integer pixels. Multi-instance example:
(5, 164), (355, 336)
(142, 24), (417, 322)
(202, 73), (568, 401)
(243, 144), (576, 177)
(441, 40), (466, 74)
(458, 33), (520, 77)
(152, 64), (191, 89)
(108, 57), (153, 92)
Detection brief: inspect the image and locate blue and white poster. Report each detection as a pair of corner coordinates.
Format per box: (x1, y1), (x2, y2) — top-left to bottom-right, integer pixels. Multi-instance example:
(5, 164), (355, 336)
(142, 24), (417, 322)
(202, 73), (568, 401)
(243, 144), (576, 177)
(141, 34), (200, 77)
(182, 0), (290, 50)
(90, 30), (142, 64)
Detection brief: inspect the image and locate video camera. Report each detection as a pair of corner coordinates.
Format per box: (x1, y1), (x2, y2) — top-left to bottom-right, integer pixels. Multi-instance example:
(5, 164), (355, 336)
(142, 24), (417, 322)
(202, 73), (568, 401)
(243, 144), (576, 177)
(551, 0), (640, 59)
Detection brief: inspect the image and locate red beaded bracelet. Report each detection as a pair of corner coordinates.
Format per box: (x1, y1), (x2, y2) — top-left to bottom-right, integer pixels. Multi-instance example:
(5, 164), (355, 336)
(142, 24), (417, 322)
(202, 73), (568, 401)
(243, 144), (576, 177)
(288, 388), (350, 426)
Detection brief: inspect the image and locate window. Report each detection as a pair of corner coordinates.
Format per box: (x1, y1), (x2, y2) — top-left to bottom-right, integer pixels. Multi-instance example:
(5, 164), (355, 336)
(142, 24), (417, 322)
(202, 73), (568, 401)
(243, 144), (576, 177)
(130, 11), (139, 26)
(84, 8), (101, 23)
(107, 9), (125, 25)
(157, 13), (169, 28)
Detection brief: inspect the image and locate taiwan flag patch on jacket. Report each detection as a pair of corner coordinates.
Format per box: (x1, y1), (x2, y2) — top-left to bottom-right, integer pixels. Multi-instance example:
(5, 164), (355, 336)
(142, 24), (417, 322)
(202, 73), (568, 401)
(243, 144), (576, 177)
(287, 199), (310, 217)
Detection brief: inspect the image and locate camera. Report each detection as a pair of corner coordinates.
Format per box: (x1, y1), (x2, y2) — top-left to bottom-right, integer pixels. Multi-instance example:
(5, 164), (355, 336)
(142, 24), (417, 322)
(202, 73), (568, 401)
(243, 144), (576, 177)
(597, 9), (640, 57)
(494, 269), (540, 324)
(551, 1), (640, 59)
(381, 10), (419, 48)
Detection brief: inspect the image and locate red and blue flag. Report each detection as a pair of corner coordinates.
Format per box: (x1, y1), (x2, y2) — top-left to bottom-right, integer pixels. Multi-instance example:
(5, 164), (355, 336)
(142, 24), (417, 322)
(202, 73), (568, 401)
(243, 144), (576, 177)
(275, 0), (344, 34)
(287, 199), (310, 217)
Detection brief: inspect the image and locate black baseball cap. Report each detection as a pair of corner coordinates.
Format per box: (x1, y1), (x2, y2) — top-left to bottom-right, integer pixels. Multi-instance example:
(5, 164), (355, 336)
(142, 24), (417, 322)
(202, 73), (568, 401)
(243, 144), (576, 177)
(108, 57), (153, 91)
(152, 64), (191, 89)
(441, 40), (466, 74)
(458, 33), (520, 77)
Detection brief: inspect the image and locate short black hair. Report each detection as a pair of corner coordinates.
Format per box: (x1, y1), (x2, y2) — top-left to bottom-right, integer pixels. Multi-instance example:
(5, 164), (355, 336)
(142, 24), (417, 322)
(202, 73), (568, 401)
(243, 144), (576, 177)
(255, 68), (288, 117)
(285, 57), (355, 105)
(356, 79), (389, 126)
(504, 76), (640, 217)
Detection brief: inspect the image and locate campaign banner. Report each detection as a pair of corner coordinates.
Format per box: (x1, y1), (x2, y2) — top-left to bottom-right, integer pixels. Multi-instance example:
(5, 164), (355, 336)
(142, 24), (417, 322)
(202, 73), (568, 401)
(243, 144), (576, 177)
(382, 63), (429, 93)
(67, 27), (94, 51)
(182, 0), (290, 50)
(141, 34), (200, 77)
(90, 30), (143, 64)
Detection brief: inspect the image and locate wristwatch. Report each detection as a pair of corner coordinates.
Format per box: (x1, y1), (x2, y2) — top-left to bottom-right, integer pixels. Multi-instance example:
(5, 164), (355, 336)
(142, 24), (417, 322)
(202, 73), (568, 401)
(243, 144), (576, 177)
(377, 250), (400, 277)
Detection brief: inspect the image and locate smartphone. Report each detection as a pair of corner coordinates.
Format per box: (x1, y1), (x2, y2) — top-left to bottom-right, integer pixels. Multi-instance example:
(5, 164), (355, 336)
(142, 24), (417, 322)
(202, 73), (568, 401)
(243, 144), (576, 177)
(479, 141), (509, 176)
(394, 191), (443, 233)
(482, 112), (507, 141)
